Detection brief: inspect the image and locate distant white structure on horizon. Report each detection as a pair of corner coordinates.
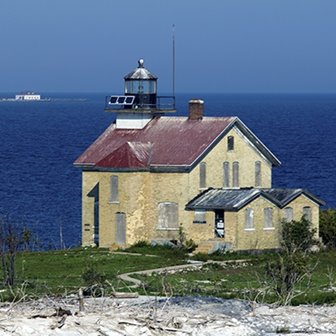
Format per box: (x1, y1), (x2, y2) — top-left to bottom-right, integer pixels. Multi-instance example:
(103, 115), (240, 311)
(15, 92), (41, 101)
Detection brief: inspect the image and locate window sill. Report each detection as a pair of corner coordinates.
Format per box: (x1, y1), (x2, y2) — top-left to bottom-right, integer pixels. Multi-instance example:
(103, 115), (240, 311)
(263, 227), (275, 231)
(244, 228), (255, 231)
(156, 228), (179, 231)
(109, 201), (120, 204)
(156, 227), (179, 231)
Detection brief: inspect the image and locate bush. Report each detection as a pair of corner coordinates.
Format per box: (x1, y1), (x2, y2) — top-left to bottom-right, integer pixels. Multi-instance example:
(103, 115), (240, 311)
(319, 209), (336, 248)
(178, 224), (197, 253)
(264, 217), (318, 305)
(0, 217), (32, 286)
(81, 265), (106, 286)
(281, 217), (317, 253)
(130, 240), (150, 248)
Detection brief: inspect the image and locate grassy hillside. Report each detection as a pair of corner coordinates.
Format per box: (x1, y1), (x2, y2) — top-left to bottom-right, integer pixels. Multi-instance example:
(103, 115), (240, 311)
(1, 246), (336, 305)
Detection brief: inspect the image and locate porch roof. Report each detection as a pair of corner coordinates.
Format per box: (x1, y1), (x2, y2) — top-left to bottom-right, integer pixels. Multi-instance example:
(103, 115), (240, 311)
(185, 188), (325, 211)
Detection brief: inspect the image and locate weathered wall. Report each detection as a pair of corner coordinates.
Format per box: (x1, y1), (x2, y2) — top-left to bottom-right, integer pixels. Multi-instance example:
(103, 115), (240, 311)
(80, 124), (319, 251)
(82, 171), (99, 246)
(235, 197), (281, 250)
(81, 125), (274, 248)
(283, 194), (320, 237)
(192, 126), (273, 190)
(230, 195), (320, 251)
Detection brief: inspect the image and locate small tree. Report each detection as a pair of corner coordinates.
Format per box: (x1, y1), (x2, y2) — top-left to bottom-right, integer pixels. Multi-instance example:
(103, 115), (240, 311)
(265, 217), (317, 305)
(178, 224), (197, 253)
(0, 217), (31, 286)
(281, 217), (317, 254)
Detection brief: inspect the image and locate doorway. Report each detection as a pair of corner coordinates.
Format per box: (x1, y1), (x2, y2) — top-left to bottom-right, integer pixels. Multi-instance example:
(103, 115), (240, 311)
(87, 183), (99, 246)
(215, 209), (224, 238)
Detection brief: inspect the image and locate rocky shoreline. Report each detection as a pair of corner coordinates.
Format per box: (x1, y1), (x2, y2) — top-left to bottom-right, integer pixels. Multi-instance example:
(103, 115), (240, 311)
(0, 296), (335, 335)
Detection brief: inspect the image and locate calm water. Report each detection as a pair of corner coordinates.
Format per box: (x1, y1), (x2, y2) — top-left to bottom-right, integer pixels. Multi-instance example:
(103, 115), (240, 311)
(0, 93), (335, 249)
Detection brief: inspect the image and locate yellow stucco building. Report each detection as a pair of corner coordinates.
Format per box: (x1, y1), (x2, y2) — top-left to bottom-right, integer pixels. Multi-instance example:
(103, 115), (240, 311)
(74, 60), (323, 253)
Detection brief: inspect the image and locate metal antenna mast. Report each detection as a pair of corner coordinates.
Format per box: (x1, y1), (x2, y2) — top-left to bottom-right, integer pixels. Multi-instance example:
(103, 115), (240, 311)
(172, 24), (176, 97)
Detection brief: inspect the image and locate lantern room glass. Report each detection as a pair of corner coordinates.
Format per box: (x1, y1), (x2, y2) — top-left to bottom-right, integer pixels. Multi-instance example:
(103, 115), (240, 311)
(125, 80), (156, 94)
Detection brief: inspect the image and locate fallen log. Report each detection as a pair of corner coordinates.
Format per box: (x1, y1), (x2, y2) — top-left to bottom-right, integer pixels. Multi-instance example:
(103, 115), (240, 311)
(111, 292), (139, 299)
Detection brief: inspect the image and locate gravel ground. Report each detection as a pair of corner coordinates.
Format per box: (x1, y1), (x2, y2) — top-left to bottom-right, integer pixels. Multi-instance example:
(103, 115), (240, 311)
(0, 296), (335, 335)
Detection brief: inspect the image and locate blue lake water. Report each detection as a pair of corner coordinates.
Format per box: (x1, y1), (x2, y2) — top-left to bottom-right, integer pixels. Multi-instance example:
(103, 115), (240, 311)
(0, 93), (335, 249)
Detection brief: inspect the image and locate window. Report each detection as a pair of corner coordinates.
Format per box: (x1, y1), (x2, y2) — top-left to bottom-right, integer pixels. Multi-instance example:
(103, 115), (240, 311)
(227, 136), (234, 151)
(223, 161), (230, 187)
(200, 162), (206, 188)
(264, 208), (273, 229)
(115, 212), (126, 244)
(245, 208), (254, 230)
(255, 161), (261, 187)
(232, 161), (239, 187)
(157, 202), (179, 229)
(109, 175), (119, 202)
(303, 206), (312, 222)
(193, 210), (206, 224)
(283, 207), (293, 222)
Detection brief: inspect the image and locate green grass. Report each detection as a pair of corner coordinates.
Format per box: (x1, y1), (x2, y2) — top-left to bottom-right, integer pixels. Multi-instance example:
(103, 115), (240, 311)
(134, 249), (336, 304)
(1, 246), (336, 304)
(1, 246), (187, 297)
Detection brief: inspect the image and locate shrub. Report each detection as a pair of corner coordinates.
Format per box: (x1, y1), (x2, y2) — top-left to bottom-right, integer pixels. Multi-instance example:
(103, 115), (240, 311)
(281, 217), (317, 253)
(319, 209), (336, 248)
(132, 240), (150, 248)
(0, 217), (32, 286)
(178, 224), (197, 253)
(81, 265), (106, 286)
(264, 217), (318, 305)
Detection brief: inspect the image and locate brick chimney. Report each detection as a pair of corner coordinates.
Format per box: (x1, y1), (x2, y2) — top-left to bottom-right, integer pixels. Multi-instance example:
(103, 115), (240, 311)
(188, 99), (204, 120)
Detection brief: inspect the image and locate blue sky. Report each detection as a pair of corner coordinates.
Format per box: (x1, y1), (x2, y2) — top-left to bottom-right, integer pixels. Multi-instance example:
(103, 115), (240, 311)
(1, 0), (336, 93)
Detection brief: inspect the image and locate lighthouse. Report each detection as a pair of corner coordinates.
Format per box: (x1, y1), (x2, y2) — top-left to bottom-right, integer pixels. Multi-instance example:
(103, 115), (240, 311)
(105, 59), (176, 129)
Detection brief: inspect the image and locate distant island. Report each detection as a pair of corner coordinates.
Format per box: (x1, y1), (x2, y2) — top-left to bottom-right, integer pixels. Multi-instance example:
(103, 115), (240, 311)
(15, 91), (42, 101)
(0, 92), (87, 102)
(0, 91), (50, 102)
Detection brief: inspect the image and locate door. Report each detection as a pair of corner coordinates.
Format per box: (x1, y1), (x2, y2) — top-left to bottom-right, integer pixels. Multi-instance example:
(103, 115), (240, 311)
(87, 183), (99, 246)
(93, 200), (99, 246)
(215, 210), (224, 238)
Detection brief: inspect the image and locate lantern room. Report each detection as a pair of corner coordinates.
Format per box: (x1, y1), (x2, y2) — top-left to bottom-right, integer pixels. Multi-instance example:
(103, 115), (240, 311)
(124, 59), (157, 108)
(105, 59), (175, 114)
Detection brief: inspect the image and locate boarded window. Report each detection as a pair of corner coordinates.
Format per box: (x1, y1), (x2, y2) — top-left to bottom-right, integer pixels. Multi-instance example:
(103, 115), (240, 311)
(303, 206), (312, 222)
(115, 212), (126, 244)
(283, 207), (293, 222)
(193, 210), (206, 224)
(200, 162), (206, 188)
(223, 161), (230, 187)
(245, 208), (254, 229)
(157, 202), (179, 229)
(110, 175), (119, 202)
(232, 161), (239, 187)
(264, 207), (273, 228)
(228, 136), (234, 151)
(255, 161), (261, 187)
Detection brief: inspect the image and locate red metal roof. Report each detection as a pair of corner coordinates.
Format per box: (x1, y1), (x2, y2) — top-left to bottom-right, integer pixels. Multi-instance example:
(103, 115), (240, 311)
(74, 116), (279, 170)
